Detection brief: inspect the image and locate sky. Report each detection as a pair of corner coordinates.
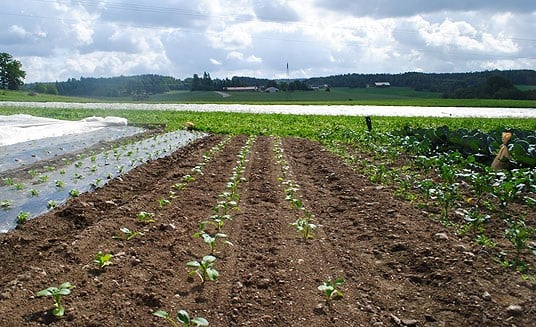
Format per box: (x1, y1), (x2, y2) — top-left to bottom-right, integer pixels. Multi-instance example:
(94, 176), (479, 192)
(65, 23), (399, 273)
(1, 0), (535, 83)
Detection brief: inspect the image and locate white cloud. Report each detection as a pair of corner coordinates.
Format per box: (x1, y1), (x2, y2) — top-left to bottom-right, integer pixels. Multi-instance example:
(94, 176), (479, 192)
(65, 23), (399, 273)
(0, 0), (533, 82)
(210, 58), (222, 65)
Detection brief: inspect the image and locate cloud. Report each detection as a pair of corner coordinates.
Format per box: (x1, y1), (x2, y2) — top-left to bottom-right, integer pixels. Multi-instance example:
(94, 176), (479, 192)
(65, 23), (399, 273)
(314, 0), (536, 18)
(210, 58), (222, 65)
(0, 0), (533, 82)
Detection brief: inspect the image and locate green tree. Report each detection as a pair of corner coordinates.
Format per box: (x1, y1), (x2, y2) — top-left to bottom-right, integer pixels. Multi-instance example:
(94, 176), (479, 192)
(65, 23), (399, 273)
(0, 52), (26, 90)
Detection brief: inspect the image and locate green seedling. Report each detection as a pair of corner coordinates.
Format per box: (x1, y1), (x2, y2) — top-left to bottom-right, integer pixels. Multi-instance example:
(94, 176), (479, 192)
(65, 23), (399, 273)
(153, 309), (209, 327)
(36, 282), (74, 317)
(69, 189), (80, 197)
(3, 177), (14, 186)
(113, 227), (143, 241)
(47, 200), (57, 209)
(16, 211), (30, 224)
(193, 229), (232, 255)
(182, 174), (195, 182)
(30, 188), (39, 196)
(172, 182), (186, 190)
(1, 200), (11, 209)
(14, 183), (25, 190)
(137, 211), (156, 223)
(290, 212), (317, 240)
(186, 255), (219, 283)
(505, 219), (535, 263)
(318, 278), (345, 303)
(93, 251), (112, 270)
(38, 174), (49, 183)
(158, 198), (171, 207)
(55, 180), (65, 188)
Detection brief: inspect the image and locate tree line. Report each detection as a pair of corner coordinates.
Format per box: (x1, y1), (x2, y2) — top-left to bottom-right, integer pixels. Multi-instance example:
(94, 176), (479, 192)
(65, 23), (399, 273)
(2, 52), (535, 99)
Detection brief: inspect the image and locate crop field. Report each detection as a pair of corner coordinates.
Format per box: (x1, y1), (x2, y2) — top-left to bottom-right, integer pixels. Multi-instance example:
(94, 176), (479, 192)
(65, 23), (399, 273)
(0, 108), (535, 326)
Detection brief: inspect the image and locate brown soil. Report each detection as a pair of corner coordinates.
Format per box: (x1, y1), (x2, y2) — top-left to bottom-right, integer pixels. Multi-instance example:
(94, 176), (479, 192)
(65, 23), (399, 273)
(0, 135), (533, 326)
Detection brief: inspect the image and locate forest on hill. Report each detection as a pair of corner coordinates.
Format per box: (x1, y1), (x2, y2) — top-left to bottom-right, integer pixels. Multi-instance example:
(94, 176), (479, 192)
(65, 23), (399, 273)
(24, 69), (536, 100)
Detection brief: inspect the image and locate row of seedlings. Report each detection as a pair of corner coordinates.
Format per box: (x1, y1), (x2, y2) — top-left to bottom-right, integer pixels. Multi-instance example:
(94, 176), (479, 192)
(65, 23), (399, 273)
(155, 135), (257, 326)
(272, 137), (345, 305)
(31, 135), (231, 322)
(3, 130), (200, 229)
(325, 131), (536, 274)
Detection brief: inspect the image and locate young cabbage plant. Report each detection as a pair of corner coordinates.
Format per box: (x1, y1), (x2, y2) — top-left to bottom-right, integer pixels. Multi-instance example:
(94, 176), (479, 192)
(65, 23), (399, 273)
(1, 200), (11, 209)
(318, 278), (345, 303)
(290, 212), (317, 240)
(47, 200), (57, 209)
(153, 309), (209, 327)
(186, 255), (219, 283)
(93, 251), (113, 270)
(505, 218), (535, 264)
(113, 227), (143, 241)
(16, 211), (30, 224)
(193, 230), (233, 255)
(36, 282), (74, 317)
(158, 198), (171, 207)
(137, 211), (156, 224)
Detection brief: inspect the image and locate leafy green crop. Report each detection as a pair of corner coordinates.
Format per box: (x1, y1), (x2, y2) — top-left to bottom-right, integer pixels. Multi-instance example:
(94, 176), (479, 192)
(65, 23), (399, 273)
(113, 227), (143, 241)
(137, 211), (156, 223)
(186, 255), (219, 283)
(318, 278), (344, 303)
(36, 282), (74, 317)
(16, 211), (30, 224)
(93, 251), (112, 270)
(193, 229), (232, 255)
(153, 309), (209, 327)
(291, 212), (317, 240)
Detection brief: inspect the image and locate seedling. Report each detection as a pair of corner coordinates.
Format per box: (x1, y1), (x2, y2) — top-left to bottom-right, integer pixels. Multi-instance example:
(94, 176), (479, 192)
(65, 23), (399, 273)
(137, 211), (156, 223)
(30, 188), (39, 196)
(505, 219), (535, 264)
(193, 230), (232, 255)
(1, 200), (11, 209)
(290, 212), (317, 240)
(172, 182), (186, 190)
(37, 174), (49, 184)
(153, 309), (209, 327)
(113, 227), (143, 241)
(14, 183), (25, 190)
(158, 198), (171, 207)
(69, 189), (80, 197)
(16, 211), (30, 224)
(93, 251), (112, 270)
(318, 278), (345, 303)
(186, 255), (219, 283)
(47, 200), (57, 209)
(3, 177), (14, 186)
(36, 282), (74, 317)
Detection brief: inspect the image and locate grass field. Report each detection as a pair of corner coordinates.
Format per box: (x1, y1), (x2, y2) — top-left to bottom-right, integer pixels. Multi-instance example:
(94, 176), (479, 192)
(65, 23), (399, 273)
(1, 106), (535, 139)
(2, 87), (536, 107)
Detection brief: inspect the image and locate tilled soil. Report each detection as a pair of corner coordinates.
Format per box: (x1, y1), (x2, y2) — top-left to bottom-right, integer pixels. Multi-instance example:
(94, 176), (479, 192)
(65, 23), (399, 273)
(0, 135), (533, 326)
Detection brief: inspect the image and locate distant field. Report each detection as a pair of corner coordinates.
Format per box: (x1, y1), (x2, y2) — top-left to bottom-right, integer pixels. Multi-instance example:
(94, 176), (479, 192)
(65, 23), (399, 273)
(516, 85), (536, 91)
(149, 87), (442, 103)
(0, 90), (96, 102)
(2, 87), (536, 107)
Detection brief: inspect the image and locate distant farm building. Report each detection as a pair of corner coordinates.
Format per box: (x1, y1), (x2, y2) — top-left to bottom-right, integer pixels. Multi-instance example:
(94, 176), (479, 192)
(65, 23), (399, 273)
(264, 87), (280, 93)
(225, 86), (258, 92)
(373, 82), (391, 88)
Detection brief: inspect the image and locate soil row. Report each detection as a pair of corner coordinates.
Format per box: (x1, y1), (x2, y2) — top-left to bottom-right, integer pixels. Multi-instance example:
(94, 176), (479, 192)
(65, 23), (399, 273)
(0, 135), (533, 326)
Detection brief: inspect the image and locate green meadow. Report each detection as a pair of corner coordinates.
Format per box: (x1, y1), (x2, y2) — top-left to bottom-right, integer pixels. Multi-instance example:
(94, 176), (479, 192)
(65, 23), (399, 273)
(2, 87), (536, 107)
